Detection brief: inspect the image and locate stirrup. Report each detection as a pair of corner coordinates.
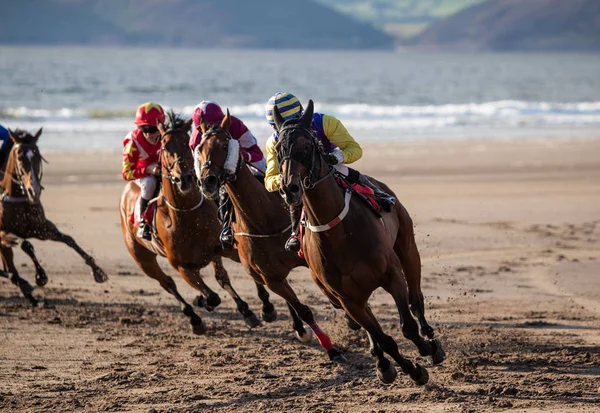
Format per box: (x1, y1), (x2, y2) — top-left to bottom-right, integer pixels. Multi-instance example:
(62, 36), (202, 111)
(285, 235), (301, 252)
(220, 226), (234, 250)
(137, 222), (152, 240)
(377, 193), (396, 212)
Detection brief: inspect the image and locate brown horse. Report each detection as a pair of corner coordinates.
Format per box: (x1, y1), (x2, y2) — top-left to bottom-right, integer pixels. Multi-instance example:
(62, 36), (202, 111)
(195, 112), (345, 362)
(273, 100), (445, 386)
(119, 111), (272, 334)
(0, 128), (108, 306)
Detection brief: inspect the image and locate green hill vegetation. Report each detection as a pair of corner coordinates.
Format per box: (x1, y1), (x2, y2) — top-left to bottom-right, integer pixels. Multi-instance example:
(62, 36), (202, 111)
(314, 0), (485, 37)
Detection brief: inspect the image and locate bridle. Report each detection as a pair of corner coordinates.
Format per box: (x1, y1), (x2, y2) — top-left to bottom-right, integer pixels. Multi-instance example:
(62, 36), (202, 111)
(159, 128), (194, 185)
(197, 125), (242, 186)
(156, 127), (204, 212)
(276, 124), (333, 192)
(4, 143), (45, 195)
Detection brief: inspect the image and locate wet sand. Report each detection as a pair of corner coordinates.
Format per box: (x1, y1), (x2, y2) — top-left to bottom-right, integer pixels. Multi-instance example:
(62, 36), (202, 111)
(1, 137), (599, 412)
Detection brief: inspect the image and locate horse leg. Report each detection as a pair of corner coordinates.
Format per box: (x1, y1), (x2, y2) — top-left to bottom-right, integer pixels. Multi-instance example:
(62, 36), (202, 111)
(255, 281), (277, 322)
(42, 220), (108, 283)
(266, 278), (346, 362)
(0, 245), (38, 306)
(20, 240), (48, 287)
(384, 266), (445, 365)
(343, 300), (428, 386)
(367, 329), (397, 384)
(210, 258), (260, 328)
(173, 265), (222, 313)
(287, 302), (313, 343)
(394, 209), (435, 339)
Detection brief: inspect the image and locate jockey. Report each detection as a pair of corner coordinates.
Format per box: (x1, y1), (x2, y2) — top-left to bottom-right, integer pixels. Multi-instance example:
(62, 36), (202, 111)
(189, 100), (266, 173)
(122, 102), (165, 240)
(189, 101), (266, 249)
(264, 92), (396, 251)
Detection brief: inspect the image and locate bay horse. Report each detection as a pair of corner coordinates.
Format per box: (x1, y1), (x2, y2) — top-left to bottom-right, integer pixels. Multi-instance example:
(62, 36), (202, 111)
(195, 112), (345, 362)
(272, 100), (445, 385)
(119, 111), (272, 334)
(0, 128), (108, 306)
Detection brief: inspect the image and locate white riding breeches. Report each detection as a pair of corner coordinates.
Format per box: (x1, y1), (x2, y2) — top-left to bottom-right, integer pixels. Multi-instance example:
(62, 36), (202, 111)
(136, 176), (158, 200)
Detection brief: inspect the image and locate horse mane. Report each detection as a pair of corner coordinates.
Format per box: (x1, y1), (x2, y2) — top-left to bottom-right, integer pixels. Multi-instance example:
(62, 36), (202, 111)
(164, 110), (189, 130)
(277, 119), (325, 156)
(10, 129), (36, 145)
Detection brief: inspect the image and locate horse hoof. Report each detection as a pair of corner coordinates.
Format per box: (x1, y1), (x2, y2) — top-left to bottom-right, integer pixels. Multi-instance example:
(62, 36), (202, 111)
(429, 339), (446, 365)
(193, 295), (206, 308)
(295, 327), (313, 343)
(261, 307), (278, 323)
(410, 363), (429, 386)
(327, 348), (347, 363)
(345, 315), (361, 331)
(205, 293), (221, 310)
(377, 363), (397, 384)
(191, 320), (207, 335)
(244, 312), (261, 329)
(92, 267), (108, 283)
(35, 270), (48, 287)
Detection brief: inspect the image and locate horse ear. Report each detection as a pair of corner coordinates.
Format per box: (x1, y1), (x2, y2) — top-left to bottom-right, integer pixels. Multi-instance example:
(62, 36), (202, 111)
(33, 127), (43, 143)
(157, 119), (166, 136)
(301, 100), (314, 129)
(8, 129), (18, 143)
(183, 118), (193, 133)
(273, 105), (285, 131)
(221, 109), (231, 131)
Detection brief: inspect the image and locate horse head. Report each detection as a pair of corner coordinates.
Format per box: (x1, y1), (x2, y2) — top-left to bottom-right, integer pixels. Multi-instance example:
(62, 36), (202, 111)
(273, 100), (323, 207)
(157, 111), (194, 194)
(7, 128), (44, 204)
(194, 110), (241, 200)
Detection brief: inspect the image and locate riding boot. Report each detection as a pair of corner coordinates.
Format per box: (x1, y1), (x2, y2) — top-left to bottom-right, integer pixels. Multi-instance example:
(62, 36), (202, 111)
(285, 205), (302, 252)
(136, 198), (152, 240)
(357, 174), (396, 212)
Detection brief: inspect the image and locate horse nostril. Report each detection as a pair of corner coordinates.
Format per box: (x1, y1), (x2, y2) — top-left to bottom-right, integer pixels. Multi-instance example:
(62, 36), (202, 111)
(204, 175), (217, 188)
(289, 184), (300, 194)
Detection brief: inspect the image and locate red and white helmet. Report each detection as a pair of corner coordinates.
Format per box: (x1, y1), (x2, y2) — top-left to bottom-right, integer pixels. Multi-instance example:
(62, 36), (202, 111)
(134, 102), (165, 126)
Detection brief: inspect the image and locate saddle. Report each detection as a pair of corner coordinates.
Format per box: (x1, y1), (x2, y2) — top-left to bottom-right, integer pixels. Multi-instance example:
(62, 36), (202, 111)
(294, 177), (382, 258)
(129, 195), (158, 231)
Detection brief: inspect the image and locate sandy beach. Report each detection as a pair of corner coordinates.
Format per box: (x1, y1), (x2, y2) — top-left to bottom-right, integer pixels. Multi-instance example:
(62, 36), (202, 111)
(1, 137), (599, 412)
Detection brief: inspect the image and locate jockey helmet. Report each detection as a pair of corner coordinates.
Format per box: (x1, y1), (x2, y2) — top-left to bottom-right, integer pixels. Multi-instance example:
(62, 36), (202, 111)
(192, 101), (225, 126)
(265, 92), (302, 125)
(135, 102), (165, 126)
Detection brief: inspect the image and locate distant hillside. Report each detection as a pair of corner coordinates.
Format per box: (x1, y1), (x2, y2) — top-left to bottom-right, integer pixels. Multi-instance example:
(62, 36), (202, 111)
(0, 0), (393, 50)
(410, 0), (600, 51)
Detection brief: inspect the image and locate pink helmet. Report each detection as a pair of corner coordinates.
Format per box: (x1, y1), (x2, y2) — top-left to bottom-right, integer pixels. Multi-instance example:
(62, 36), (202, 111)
(192, 101), (224, 126)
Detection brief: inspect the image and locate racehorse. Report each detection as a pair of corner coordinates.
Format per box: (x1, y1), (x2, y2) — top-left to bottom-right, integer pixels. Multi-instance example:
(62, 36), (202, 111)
(195, 112), (345, 362)
(119, 111), (271, 334)
(272, 100), (445, 385)
(0, 128), (107, 306)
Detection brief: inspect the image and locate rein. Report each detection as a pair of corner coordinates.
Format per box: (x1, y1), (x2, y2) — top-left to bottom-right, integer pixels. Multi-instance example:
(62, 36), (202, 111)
(157, 128), (204, 211)
(1, 143), (45, 200)
(277, 124), (351, 233)
(197, 126), (291, 239)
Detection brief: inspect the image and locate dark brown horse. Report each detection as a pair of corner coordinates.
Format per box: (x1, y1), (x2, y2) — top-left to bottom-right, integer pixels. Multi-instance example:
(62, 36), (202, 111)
(0, 128), (108, 306)
(273, 100), (445, 386)
(195, 112), (345, 362)
(119, 112), (272, 334)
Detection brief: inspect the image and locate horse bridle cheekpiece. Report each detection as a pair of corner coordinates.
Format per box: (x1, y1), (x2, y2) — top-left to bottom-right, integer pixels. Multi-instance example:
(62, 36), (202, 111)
(10, 143), (44, 194)
(195, 125), (242, 185)
(277, 124), (331, 191)
(159, 128), (193, 185)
